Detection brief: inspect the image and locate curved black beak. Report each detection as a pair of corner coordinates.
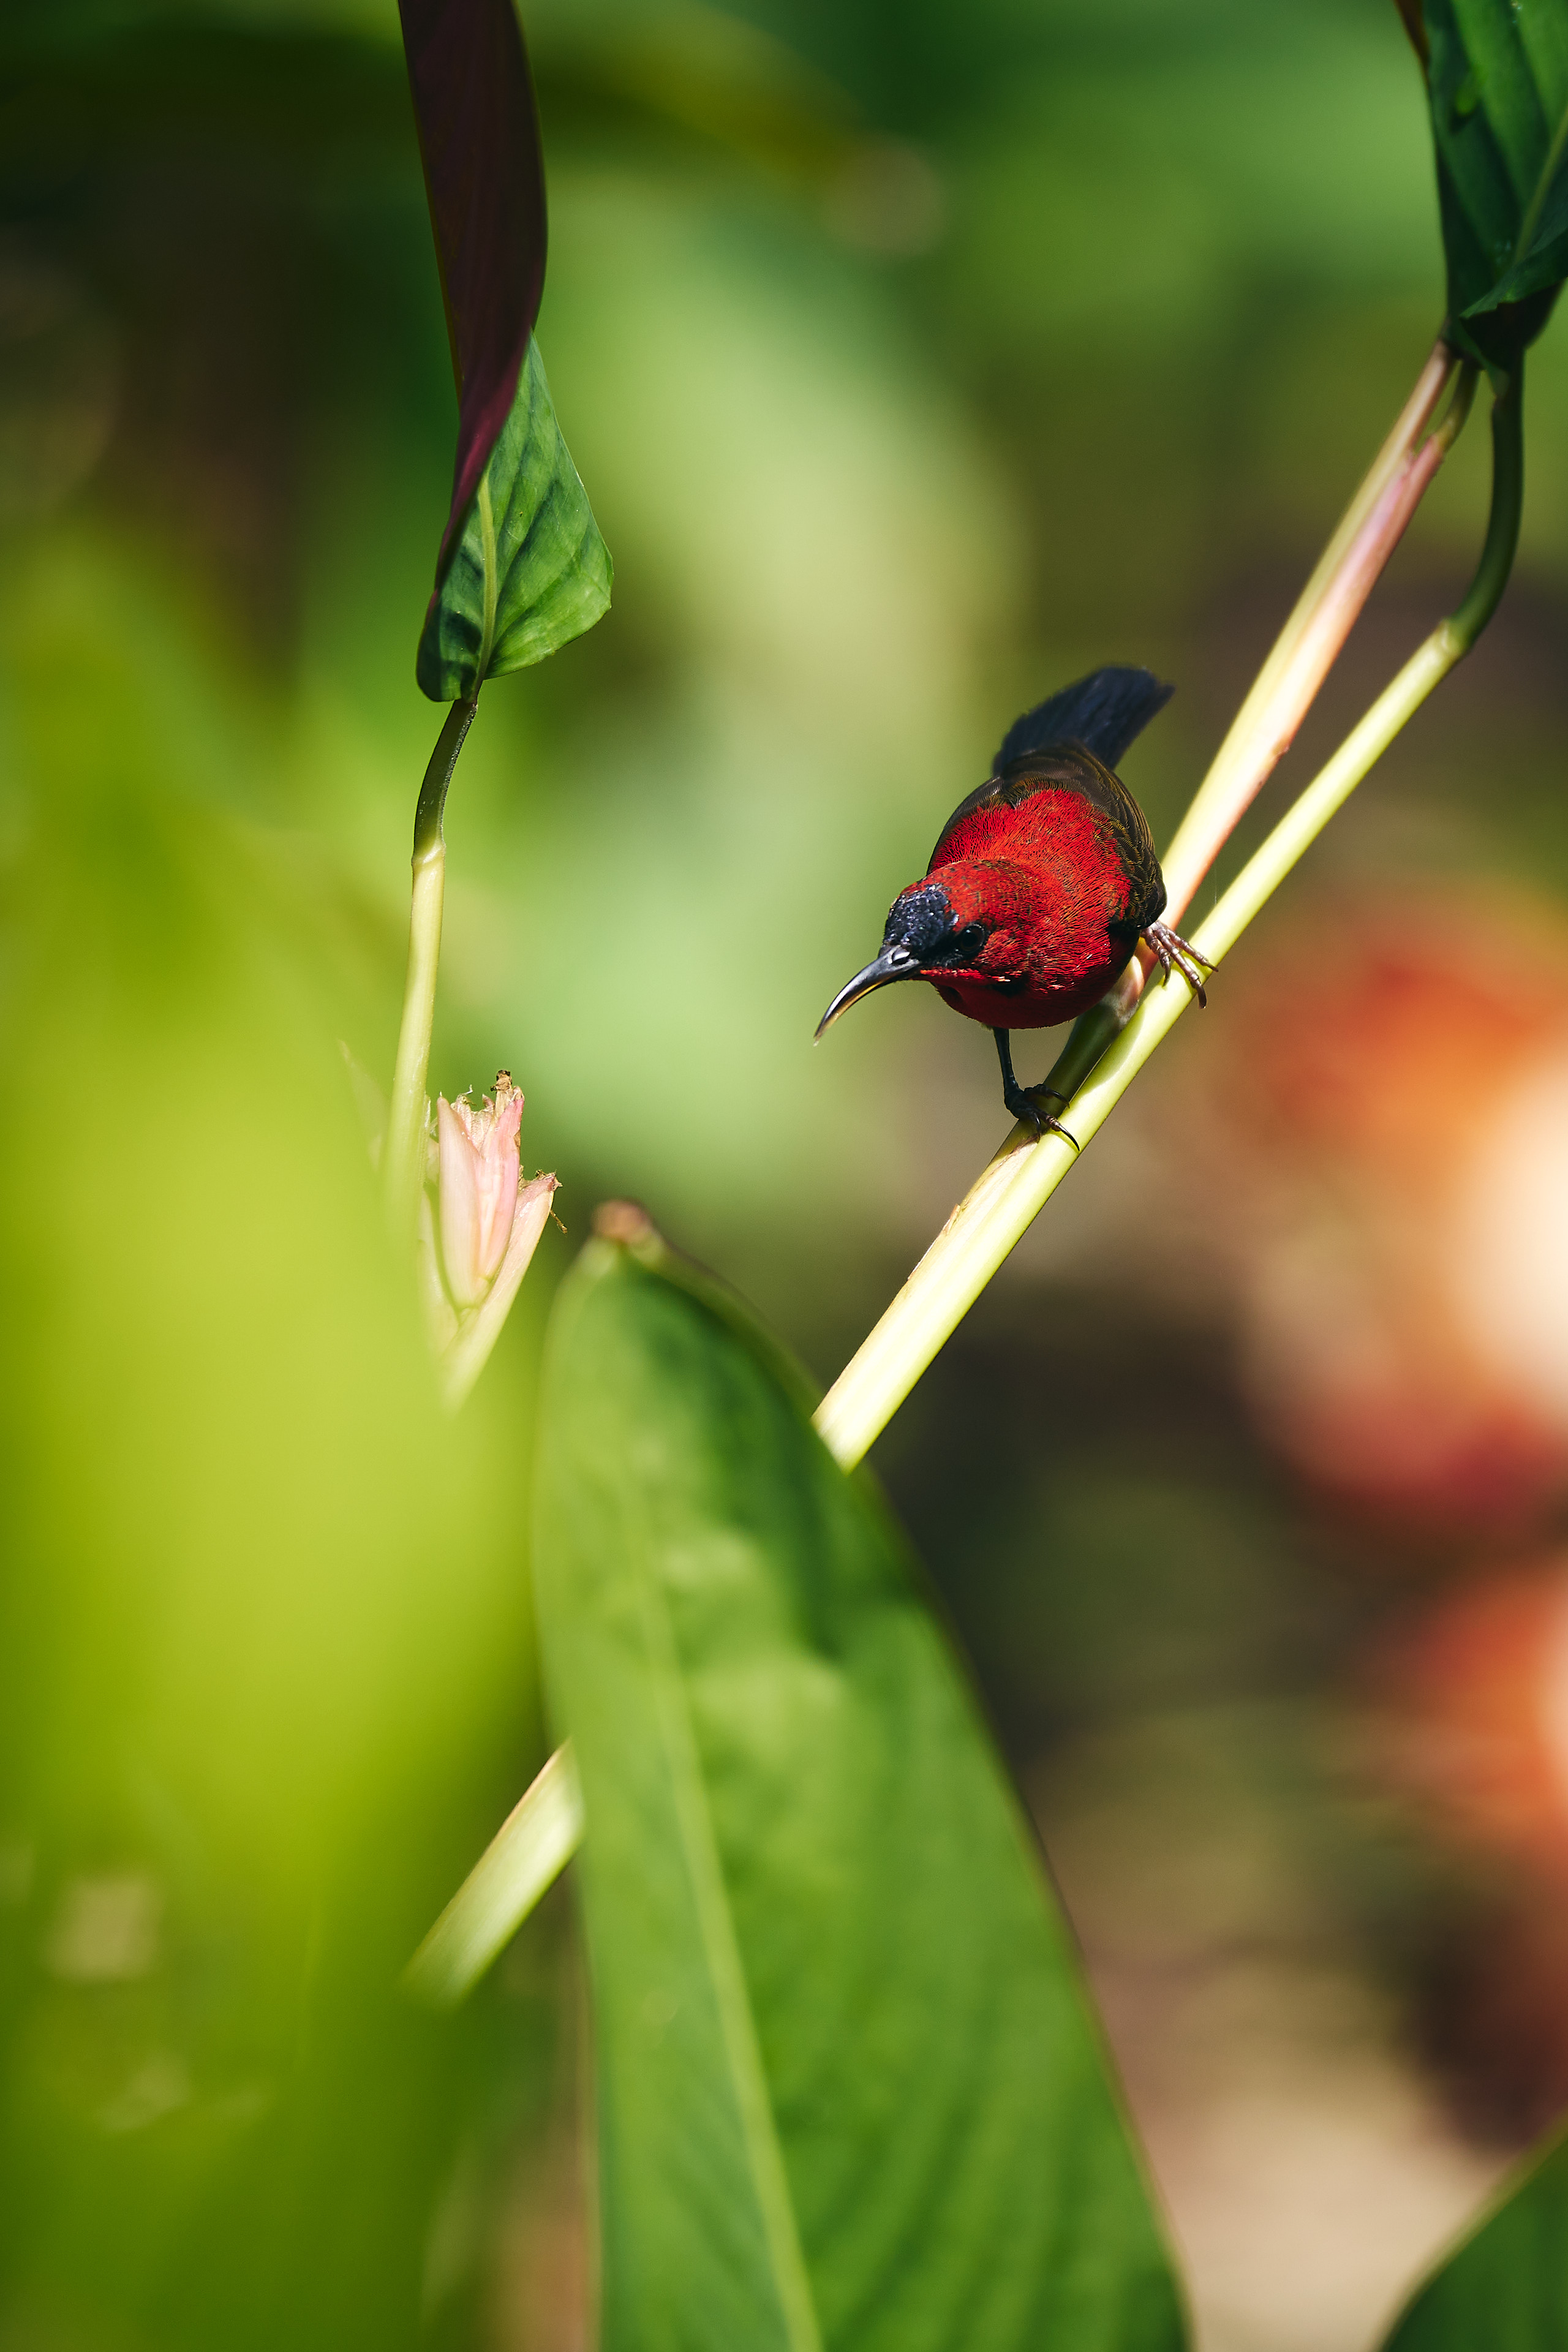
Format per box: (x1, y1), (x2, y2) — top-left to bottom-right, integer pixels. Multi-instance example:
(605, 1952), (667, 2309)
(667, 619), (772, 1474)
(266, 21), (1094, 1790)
(814, 944), (922, 1040)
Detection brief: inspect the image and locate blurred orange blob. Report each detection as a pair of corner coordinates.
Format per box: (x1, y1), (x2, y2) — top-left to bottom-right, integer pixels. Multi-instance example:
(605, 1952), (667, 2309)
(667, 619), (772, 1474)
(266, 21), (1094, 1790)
(1365, 1561), (1568, 2135)
(1194, 888), (1568, 1537)
(1376, 1566), (1568, 1863)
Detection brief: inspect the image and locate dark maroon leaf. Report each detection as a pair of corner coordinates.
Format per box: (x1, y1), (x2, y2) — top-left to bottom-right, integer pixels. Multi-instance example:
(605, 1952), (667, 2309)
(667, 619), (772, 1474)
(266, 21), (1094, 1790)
(1391, 0), (1428, 69)
(398, 0), (546, 575)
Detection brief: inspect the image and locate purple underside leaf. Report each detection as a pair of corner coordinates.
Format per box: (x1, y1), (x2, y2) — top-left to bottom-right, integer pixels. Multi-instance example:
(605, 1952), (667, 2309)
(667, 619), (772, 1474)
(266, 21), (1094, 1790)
(398, 0), (546, 577)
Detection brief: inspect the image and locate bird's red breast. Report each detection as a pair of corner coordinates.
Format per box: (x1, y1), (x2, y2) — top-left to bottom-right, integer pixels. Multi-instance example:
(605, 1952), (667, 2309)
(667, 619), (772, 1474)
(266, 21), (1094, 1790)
(924, 783), (1148, 1030)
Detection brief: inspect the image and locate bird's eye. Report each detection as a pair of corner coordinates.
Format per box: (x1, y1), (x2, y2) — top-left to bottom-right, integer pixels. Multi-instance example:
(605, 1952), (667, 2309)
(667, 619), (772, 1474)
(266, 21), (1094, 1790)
(948, 923), (987, 963)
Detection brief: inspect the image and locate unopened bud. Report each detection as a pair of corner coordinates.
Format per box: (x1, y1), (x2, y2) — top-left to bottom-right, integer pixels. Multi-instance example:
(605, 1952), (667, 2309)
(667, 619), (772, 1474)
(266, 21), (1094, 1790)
(437, 1073), (523, 1308)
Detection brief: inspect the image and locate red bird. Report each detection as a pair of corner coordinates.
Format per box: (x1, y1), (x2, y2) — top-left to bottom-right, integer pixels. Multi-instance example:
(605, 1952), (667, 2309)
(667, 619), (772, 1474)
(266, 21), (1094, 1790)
(815, 665), (1210, 1134)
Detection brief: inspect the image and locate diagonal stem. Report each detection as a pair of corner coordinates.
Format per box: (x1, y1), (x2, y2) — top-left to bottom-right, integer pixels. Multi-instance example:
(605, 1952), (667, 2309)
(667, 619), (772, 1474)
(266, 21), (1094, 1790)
(813, 366), (1521, 1474)
(405, 1741), (586, 2006)
(1158, 340), (1472, 922)
(981, 344), (1474, 1130)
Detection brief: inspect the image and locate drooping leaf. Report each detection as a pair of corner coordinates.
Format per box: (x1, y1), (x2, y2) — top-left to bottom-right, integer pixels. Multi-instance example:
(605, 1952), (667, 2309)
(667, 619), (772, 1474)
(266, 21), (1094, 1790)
(415, 336), (611, 701)
(399, 0), (611, 701)
(1379, 2127), (1568, 2349)
(1394, 0), (1430, 67)
(1413, 0), (1568, 366)
(532, 1218), (1186, 2352)
(398, 0), (545, 574)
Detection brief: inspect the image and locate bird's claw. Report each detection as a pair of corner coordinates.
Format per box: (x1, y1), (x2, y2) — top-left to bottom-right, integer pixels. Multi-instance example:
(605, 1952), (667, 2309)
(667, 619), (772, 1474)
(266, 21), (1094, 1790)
(1143, 922), (1214, 1006)
(1003, 1084), (1080, 1152)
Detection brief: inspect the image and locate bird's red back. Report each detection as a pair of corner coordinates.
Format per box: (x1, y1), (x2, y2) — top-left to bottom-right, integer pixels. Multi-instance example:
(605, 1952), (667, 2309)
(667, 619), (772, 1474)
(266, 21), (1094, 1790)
(922, 752), (1159, 1028)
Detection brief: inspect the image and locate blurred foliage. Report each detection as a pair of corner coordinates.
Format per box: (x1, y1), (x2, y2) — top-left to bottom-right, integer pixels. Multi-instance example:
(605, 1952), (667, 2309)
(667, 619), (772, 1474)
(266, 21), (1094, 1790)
(0, 532), (559, 2345)
(3, 0), (1568, 2343)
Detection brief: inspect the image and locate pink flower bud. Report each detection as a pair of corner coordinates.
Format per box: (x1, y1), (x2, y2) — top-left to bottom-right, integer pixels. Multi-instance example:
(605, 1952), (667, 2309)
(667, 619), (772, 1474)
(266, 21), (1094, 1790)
(437, 1072), (524, 1309)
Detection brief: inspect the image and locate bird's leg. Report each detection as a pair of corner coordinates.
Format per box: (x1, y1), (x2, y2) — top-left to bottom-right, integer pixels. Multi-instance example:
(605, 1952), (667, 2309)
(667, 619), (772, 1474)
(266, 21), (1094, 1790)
(992, 1028), (1079, 1149)
(1142, 922), (1215, 1007)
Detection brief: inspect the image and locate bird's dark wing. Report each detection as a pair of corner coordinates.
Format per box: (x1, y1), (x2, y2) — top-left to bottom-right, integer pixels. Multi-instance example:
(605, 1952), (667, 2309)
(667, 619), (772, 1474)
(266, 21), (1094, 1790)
(930, 746), (1167, 933)
(993, 665), (1174, 773)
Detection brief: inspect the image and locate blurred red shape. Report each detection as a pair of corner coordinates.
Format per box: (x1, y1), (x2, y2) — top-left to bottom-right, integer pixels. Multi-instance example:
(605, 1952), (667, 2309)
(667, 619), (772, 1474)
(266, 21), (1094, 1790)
(1191, 888), (1568, 1538)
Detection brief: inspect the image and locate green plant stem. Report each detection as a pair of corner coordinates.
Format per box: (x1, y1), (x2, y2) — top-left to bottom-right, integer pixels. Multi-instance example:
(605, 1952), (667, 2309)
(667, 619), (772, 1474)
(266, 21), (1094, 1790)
(1020, 345), (1475, 1122)
(1158, 339), (1469, 922)
(812, 363), (1522, 1474)
(1447, 366), (1525, 650)
(407, 366), (1524, 1990)
(404, 1740), (585, 2006)
(383, 697), (478, 1240)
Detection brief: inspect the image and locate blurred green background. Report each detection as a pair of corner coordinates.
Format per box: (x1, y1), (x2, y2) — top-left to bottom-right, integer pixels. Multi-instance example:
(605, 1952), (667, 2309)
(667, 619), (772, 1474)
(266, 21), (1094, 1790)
(6, 1), (1568, 2346)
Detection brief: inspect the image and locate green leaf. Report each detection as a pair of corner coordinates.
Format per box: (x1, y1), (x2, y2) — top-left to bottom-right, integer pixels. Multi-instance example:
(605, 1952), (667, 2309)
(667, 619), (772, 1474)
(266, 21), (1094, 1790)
(1379, 2128), (1568, 2348)
(416, 336), (611, 703)
(532, 1220), (1186, 2352)
(1419, 0), (1568, 364)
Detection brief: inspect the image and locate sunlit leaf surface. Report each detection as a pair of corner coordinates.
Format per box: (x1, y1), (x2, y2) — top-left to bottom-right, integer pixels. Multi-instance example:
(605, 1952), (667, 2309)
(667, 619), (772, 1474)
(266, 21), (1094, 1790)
(533, 1223), (1186, 2352)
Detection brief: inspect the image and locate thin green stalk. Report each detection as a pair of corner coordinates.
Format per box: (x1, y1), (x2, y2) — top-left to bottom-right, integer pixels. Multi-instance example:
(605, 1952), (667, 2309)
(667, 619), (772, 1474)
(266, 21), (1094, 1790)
(405, 1741), (585, 2006)
(383, 696), (478, 1240)
(813, 364), (1523, 1473)
(407, 368), (1525, 1992)
(1158, 341), (1469, 921)
(1022, 347), (1475, 1120)
(1446, 366), (1524, 650)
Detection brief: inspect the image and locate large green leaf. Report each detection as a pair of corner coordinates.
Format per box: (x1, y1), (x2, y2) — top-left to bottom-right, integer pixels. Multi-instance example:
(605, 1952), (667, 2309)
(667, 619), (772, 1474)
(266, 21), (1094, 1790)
(415, 336), (611, 703)
(1419, 0), (1568, 364)
(532, 1219), (1186, 2352)
(1380, 2130), (1568, 2348)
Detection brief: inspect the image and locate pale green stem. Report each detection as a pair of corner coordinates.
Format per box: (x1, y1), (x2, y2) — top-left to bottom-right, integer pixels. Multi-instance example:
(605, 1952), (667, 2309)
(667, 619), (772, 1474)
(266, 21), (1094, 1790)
(995, 345), (1474, 1129)
(385, 470), (497, 1242)
(814, 635), (1462, 1467)
(408, 368), (1523, 1992)
(814, 366), (1522, 1472)
(383, 698), (478, 1241)
(405, 1740), (586, 2007)
(1159, 341), (1472, 922)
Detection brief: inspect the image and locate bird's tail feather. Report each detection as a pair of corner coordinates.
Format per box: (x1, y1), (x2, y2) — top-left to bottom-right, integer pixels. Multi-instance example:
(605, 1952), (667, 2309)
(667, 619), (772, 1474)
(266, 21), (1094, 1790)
(995, 665), (1174, 772)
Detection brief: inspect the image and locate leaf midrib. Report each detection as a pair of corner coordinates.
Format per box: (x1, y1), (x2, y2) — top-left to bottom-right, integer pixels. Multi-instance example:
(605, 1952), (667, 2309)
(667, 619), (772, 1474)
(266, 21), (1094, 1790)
(476, 470), (499, 681)
(630, 1498), (825, 2352)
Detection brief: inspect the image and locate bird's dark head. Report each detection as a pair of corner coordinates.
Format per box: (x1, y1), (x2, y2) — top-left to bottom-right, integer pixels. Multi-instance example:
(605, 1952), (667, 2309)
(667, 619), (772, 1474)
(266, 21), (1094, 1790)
(815, 873), (1010, 1039)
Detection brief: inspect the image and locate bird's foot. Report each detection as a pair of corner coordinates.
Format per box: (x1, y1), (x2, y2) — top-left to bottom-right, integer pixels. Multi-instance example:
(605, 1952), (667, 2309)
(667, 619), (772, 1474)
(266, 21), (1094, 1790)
(1143, 922), (1215, 1006)
(1002, 1081), (1080, 1151)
